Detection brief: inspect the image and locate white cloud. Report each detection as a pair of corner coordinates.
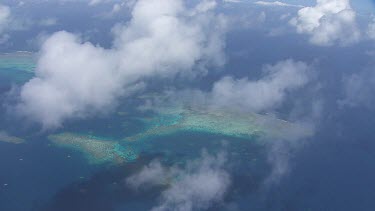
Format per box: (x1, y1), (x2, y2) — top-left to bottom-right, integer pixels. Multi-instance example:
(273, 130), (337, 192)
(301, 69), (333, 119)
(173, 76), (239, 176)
(254, 1), (303, 8)
(194, 0), (217, 13)
(264, 141), (291, 187)
(18, 1), (25, 7)
(225, 10), (266, 31)
(89, 0), (135, 7)
(127, 150), (230, 211)
(153, 60), (312, 116)
(0, 4), (10, 43)
(111, 3), (123, 14)
(15, 0), (226, 129)
(88, 0), (103, 6)
(0, 4), (53, 42)
(38, 18), (58, 26)
(340, 69), (375, 108)
(290, 0), (360, 46)
(0, 4), (10, 28)
(126, 160), (169, 190)
(207, 59), (312, 113)
(223, 0), (242, 3)
(367, 17), (375, 40)
(140, 59), (316, 140)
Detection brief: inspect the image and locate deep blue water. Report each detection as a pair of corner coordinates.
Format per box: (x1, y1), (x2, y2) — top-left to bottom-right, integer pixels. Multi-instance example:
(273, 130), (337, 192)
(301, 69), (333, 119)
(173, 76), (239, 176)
(0, 122), (271, 211)
(2, 103), (375, 211)
(1, 4), (375, 208)
(2, 50), (375, 211)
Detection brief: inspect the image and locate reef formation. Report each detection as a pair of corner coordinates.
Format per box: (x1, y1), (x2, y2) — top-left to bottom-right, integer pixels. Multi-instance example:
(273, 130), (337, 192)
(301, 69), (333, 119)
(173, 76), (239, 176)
(0, 131), (25, 144)
(124, 106), (313, 142)
(48, 106), (313, 165)
(49, 133), (137, 165)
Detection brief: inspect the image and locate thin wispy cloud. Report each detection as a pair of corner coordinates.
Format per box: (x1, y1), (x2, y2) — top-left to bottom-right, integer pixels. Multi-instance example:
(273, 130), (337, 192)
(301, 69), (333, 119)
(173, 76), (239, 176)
(254, 1), (304, 8)
(0, 4), (10, 44)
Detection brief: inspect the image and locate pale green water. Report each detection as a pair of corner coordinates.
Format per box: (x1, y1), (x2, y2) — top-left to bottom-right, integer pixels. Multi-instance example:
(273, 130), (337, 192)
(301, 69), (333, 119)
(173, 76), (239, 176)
(0, 51), (36, 73)
(126, 106), (313, 141)
(0, 131), (24, 144)
(0, 51), (35, 83)
(49, 133), (138, 165)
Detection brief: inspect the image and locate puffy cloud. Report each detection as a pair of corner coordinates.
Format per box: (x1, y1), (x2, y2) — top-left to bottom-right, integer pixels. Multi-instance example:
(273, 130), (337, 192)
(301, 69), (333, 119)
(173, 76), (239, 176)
(18, 32), (124, 127)
(254, 1), (303, 8)
(126, 151), (230, 211)
(151, 60), (312, 116)
(206, 60), (312, 113)
(290, 0), (360, 46)
(126, 160), (169, 190)
(0, 4), (10, 43)
(16, 0), (226, 129)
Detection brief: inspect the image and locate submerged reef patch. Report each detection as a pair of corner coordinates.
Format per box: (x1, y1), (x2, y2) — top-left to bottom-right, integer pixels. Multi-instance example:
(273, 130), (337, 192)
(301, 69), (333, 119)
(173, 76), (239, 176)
(0, 131), (25, 144)
(0, 51), (36, 73)
(49, 133), (137, 165)
(123, 106), (313, 142)
(48, 106), (313, 166)
(0, 51), (36, 83)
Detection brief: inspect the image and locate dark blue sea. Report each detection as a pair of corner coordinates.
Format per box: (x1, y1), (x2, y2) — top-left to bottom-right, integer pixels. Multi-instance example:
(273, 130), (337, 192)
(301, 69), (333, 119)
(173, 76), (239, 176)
(1, 88), (375, 211)
(1, 30), (375, 211)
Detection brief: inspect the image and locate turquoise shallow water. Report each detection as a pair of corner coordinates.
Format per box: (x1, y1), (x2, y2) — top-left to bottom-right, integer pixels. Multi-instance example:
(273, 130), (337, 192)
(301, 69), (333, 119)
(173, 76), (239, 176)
(0, 52), (35, 84)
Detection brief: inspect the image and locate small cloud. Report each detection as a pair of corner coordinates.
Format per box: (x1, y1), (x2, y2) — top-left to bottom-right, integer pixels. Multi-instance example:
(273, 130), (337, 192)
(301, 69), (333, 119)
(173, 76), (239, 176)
(0, 4), (11, 40)
(38, 18), (58, 26)
(289, 0), (360, 46)
(264, 141), (292, 187)
(206, 59), (312, 113)
(254, 1), (303, 8)
(126, 160), (169, 190)
(111, 3), (122, 14)
(339, 68), (375, 109)
(88, 0), (103, 6)
(126, 150), (230, 211)
(223, 0), (242, 3)
(18, 1), (25, 7)
(367, 17), (375, 40)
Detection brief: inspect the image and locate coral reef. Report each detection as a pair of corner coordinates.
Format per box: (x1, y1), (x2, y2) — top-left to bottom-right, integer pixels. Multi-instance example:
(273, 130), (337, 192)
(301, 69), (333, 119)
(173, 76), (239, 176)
(48, 106), (313, 165)
(123, 106), (313, 142)
(0, 131), (25, 144)
(49, 133), (137, 165)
